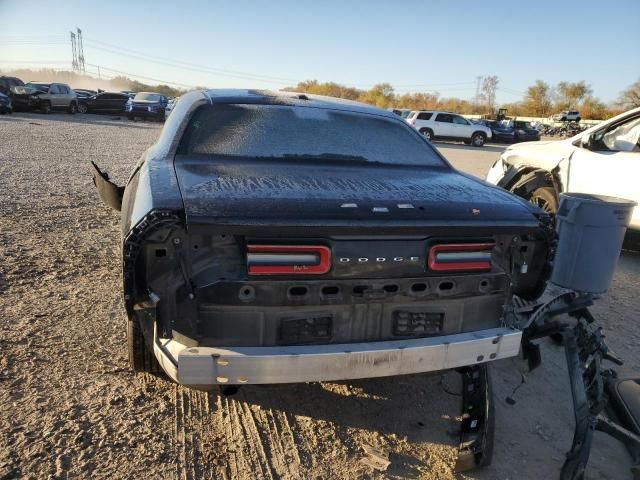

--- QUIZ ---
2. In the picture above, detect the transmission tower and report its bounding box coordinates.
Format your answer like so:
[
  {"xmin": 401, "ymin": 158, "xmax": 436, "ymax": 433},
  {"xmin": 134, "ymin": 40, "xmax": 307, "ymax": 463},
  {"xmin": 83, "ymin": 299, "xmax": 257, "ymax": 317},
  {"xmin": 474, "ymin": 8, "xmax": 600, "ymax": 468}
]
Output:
[
  {"xmin": 76, "ymin": 27, "xmax": 86, "ymax": 73},
  {"xmin": 70, "ymin": 31, "xmax": 78, "ymax": 72}
]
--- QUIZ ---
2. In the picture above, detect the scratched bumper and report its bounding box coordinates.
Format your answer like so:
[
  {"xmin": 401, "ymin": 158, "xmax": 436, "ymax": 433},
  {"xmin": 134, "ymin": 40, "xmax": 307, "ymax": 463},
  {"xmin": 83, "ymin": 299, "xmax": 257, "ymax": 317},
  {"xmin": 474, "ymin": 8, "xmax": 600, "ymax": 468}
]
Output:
[{"xmin": 154, "ymin": 327, "xmax": 522, "ymax": 385}]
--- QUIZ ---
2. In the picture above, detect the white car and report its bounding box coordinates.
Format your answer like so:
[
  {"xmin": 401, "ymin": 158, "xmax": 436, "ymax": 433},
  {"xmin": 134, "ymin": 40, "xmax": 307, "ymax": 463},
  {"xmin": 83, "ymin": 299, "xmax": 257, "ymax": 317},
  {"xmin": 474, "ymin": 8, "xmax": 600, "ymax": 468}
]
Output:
[
  {"xmin": 486, "ymin": 107, "xmax": 640, "ymax": 230},
  {"xmin": 552, "ymin": 110, "xmax": 581, "ymax": 122},
  {"xmin": 165, "ymin": 96, "xmax": 179, "ymax": 118},
  {"xmin": 406, "ymin": 110, "xmax": 492, "ymax": 147}
]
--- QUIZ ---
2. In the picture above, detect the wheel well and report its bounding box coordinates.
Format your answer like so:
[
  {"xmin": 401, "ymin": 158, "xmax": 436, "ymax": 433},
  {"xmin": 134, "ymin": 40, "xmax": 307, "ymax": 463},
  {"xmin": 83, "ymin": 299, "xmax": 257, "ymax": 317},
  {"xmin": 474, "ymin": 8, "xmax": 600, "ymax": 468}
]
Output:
[
  {"xmin": 419, "ymin": 127, "xmax": 433, "ymax": 134},
  {"xmin": 472, "ymin": 130, "xmax": 486, "ymax": 138},
  {"xmin": 508, "ymin": 168, "xmax": 559, "ymax": 200}
]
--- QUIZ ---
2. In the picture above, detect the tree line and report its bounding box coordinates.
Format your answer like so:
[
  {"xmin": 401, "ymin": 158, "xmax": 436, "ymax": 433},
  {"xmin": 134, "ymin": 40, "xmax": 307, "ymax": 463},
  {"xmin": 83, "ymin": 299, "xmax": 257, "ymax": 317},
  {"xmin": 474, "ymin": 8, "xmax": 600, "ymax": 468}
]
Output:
[
  {"xmin": 287, "ymin": 78, "xmax": 640, "ymax": 119},
  {"xmin": 3, "ymin": 68, "xmax": 639, "ymax": 120}
]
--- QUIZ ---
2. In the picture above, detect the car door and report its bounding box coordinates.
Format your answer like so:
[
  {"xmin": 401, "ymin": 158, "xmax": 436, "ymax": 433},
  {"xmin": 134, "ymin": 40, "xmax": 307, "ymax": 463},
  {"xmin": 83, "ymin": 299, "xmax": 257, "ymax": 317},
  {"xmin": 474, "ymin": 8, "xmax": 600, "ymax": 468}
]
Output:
[
  {"xmin": 111, "ymin": 93, "xmax": 129, "ymax": 112},
  {"xmin": 568, "ymin": 113, "xmax": 640, "ymax": 228},
  {"xmin": 48, "ymin": 84, "xmax": 62, "ymax": 107},
  {"xmin": 433, "ymin": 113, "xmax": 454, "ymax": 137},
  {"xmin": 101, "ymin": 93, "xmax": 119, "ymax": 112},
  {"xmin": 451, "ymin": 115, "xmax": 472, "ymax": 140}
]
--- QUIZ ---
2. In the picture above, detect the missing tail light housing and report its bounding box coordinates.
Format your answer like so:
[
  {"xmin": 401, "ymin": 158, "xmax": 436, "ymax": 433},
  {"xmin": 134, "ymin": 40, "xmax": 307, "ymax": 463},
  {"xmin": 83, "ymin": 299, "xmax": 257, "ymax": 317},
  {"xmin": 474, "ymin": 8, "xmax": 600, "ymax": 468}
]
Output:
[
  {"xmin": 428, "ymin": 243, "xmax": 495, "ymax": 272},
  {"xmin": 247, "ymin": 245, "xmax": 331, "ymax": 275}
]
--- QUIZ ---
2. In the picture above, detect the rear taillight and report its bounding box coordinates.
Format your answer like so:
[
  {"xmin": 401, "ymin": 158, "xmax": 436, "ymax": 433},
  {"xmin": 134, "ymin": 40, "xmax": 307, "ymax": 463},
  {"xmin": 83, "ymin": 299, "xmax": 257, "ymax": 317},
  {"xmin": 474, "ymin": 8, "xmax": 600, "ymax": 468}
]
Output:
[
  {"xmin": 428, "ymin": 243, "xmax": 495, "ymax": 272},
  {"xmin": 247, "ymin": 245, "xmax": 331, "ymax": 275}
]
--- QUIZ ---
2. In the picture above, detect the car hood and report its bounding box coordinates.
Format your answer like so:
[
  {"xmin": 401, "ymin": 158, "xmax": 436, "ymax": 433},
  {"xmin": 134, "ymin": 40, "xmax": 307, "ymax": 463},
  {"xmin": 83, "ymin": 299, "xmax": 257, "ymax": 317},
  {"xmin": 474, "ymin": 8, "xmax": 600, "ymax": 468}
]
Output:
[
  {"xmin": 174, "ymin": 155, "xmax": 541, "ymax": 227},
  {"xmin": 501, "ymin": 139, "xmax": 573, "ymax": 170},
  {"xmin": 12, "ymin": 86, "xmax": 46, "ymax": 95}
]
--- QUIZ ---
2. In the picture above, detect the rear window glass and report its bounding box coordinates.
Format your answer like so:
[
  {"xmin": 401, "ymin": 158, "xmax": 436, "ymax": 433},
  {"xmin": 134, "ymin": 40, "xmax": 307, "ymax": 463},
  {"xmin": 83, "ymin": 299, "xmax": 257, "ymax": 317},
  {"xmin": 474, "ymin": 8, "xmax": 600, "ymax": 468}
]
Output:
[
  {"xmin": 178, "ymin": 104, "xmax": 445, "ymax": 167},
  {"xmin": 417, "ymin": 112, "xmax": 432, "ymax": 120}
]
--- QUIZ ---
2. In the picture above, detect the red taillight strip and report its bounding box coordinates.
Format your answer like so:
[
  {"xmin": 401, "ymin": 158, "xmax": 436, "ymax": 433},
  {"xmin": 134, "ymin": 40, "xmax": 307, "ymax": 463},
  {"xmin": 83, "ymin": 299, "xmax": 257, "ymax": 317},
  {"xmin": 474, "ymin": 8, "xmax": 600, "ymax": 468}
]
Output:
[
  {"xmin": 428, "ymin": 243, "xmax": 495, "ymax": 272},
  {"xmin": 247, "ymin": 245, "xmax": 331, "ymax": 275}
]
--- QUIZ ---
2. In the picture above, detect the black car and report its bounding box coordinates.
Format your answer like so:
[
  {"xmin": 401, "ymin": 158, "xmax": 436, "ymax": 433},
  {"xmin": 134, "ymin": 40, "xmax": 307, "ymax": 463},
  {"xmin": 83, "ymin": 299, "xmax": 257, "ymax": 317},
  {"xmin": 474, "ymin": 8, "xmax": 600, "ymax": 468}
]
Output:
[
  {"xmin": 0, "ymin": 76, "xmax": 25, "ymax": 104},
  {"xmin": 125, "ymin": 91, "xmax": 168, "ymax": 120},
  {"xmin": 474, "ymin": 119, "xmax": 516, "ymax": 143},
  {"xmin": 0, "ymin": 92, "xmax": 12, "ymax": 114},
  {"xmin": 510, "ymin": 120, "xmax": 541, "ymax": 142},
  {"xmin": 74, "ymin": 89, "xmax": 97, "ymax": 99},
  {"xmin": 92, "ymin": 89, "xmax": 550, "ymax": 391},
  {"xmin": 78, "ymin": 92, "xmax": 130, "ymax": 114}
]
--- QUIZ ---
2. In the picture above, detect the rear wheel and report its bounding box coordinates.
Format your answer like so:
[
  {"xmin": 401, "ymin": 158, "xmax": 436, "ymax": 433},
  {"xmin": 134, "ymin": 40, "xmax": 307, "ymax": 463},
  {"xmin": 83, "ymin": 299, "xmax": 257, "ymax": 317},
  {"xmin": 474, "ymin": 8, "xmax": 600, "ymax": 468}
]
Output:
[
  {"xmin": 471, "ymin": 132, "xmax": 486, "ymax": 147},
  {"xmin": 528, "ymin": 186, "xmax": 558, "ymax": 214},
  {"xmin": 126, "ymin": 315, "xmax": 160, "ymax": 373},
  {"xmin": 419, "ymin": 128, "xmax": 434, "ymax": 142},
  {"xmin": 68, "ymin": 102, "xmax": 77, "ymax": 114},
  {"xmin": 40, "ymin": 101, "xmax": 51, "ymax": 114},
  {"xmin": 78, "ymin": 102, "xmax": 88, "ymax": 114}
]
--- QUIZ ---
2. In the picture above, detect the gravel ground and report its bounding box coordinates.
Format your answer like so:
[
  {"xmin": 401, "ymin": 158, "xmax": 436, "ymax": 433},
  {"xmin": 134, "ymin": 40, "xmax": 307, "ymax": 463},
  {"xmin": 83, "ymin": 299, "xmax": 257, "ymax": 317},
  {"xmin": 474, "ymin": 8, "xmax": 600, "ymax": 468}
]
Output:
[{"xmin": 0, "ymin": 112, "xmax": 637, "ymax": 479}]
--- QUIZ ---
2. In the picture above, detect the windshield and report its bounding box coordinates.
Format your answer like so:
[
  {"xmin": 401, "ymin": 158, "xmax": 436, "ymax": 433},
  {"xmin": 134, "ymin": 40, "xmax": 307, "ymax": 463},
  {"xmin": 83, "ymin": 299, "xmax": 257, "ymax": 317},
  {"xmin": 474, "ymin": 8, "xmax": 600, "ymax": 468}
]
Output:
[
  {"xmin": 178, "ymin": 104, "xmax": 445, "ymax": 167},
  {"xmin": 134, "ymin": 92, "xmax": 162, "ymax": 101},
  {"xmin": 25, "ymin": 83, "xmax": 49, "ymax": 92}
]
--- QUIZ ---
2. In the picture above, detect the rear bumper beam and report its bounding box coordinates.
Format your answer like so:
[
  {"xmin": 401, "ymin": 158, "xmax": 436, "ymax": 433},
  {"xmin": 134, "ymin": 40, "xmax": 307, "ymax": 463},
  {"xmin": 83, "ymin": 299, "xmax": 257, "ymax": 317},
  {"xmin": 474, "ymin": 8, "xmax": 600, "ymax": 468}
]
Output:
[{"xmin": 154, "ymin": 327, "xmax": 522, "ymax": 386}]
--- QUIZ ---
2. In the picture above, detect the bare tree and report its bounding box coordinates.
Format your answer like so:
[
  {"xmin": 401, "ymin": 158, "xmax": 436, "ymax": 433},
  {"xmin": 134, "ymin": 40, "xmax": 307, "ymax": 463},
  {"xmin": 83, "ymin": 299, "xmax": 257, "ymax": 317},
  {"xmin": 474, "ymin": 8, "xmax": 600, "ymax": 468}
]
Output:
[
  {"xmin": 480, "ymin": 76, "xmax": 499, "ymax": 113},
  {"xmin": 618, "ymin": 79, "xmax": 640, "ymax": 109}
]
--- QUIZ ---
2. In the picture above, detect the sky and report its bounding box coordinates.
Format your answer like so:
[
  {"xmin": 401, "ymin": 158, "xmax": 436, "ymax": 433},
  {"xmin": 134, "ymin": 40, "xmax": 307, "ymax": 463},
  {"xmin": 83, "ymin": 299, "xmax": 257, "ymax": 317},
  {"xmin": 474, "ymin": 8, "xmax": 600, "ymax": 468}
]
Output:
[{"xmin": 0, "ymin": 0, "xmax": 638, "ymax": 103}]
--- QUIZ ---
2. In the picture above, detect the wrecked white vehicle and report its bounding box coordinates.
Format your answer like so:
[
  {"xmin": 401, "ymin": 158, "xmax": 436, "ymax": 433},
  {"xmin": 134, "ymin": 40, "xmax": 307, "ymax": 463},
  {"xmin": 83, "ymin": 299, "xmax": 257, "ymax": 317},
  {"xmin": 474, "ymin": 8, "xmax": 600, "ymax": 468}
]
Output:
[{"xmin": 487, "ymin": 107, "xmax": 640, "ymax": 230}]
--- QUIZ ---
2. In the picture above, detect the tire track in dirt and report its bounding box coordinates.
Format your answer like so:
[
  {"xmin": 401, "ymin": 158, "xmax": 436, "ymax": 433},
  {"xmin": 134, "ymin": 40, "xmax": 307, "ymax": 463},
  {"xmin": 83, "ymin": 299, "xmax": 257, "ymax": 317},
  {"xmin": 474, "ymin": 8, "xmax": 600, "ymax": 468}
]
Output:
[{"xmin": 173, "ymin": 386, "xmax": 216, "ymax": 480}]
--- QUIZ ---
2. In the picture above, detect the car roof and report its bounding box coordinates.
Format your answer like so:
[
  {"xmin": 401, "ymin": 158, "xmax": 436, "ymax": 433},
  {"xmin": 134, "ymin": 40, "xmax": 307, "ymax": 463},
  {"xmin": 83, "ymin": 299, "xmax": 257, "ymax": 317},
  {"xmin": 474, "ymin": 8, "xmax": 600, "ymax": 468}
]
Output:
[{"xmin": 202, "ymin": 89, "xmax": 398, "ymax": 119}]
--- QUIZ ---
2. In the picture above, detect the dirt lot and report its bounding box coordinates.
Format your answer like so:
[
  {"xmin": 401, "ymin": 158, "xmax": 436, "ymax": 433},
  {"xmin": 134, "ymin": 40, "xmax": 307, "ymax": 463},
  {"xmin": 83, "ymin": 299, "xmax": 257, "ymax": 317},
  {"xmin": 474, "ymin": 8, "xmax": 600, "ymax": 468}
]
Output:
[{"xmin": 1, "ymin": 112, "xmax": 638, "ymax": 479}]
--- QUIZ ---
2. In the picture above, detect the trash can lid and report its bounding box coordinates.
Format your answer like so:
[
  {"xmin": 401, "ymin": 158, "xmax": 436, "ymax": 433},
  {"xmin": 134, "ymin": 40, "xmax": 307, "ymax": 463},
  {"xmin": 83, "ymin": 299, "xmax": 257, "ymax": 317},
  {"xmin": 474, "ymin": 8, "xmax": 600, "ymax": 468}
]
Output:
[{"xmin": 560, "ymin": 192, "xmax": 637, "ymax": 207}]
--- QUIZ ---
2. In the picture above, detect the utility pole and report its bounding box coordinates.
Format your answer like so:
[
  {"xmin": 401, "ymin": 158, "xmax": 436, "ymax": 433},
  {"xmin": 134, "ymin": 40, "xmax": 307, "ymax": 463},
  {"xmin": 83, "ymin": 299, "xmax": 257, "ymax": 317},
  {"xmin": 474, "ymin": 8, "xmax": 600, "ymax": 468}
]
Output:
[
  {"xmin": 70, "ymin": 31, "xmax": 78, "ymax": 72},
  {"xmin": 475, "ymin": 75, "xmax": 482, "ymax": 111},
  {"xmin": 76, "ymin": 27, "xmax": 85, "ymax": 74}
]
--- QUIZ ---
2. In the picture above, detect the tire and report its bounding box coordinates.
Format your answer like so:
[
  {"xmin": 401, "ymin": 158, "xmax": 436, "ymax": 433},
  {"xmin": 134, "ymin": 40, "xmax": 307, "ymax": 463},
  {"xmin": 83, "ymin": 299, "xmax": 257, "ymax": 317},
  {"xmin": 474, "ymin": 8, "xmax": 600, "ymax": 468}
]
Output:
[
  {"xmin": 419, "ymin": 128, "xmax": 434, "ymax": 142},
  {"xmin": 575, "ymin": 117, "xmax": 581, "ymax": 123},
  {"xmin": 126, "ymin": 314, "xmax": 160, "ymax": 373},
  {"xmin": 128, "ymin": 115, "xmax": 135, "ymax": 121},
  {"xmin": 68, "ymin": 102, "xmax": 77, "ymax": 114},
  {"xmin": 78, "ymin": 102, "xmax": 88, "ymax": 114},
  {"xmin": 528, "ymin": 186, "xmax": 558, "ymax": 214},
  {"xmin": 471, "ymin": 132, "xmax": 486, "ymax": 147},
  {"xmin": 40, "ymin": 101, "xmax": 51, "ymax": 114}
]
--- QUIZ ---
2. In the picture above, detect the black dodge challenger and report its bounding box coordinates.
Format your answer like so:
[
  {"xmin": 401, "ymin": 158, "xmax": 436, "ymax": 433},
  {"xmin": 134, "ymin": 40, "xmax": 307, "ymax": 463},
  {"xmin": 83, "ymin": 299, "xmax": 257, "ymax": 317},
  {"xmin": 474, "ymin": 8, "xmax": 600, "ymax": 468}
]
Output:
[{"xmin": 92, "ymin": 89, "xmax": 551, "ymax": 389}]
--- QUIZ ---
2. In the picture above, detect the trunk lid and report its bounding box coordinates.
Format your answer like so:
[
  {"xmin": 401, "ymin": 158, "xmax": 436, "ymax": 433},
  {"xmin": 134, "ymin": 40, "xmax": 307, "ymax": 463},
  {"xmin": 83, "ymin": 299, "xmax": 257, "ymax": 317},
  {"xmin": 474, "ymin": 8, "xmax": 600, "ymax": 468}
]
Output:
[{"xmin": 174, "ymin": 156, "xmax": 540, "ymax": 229}]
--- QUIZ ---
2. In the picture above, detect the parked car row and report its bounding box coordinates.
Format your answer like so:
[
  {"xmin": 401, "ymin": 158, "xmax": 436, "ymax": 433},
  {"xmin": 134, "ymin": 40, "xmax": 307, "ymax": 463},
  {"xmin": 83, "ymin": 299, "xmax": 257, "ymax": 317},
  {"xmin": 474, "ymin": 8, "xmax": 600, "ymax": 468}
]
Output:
[{"xmin": 0, "ymin": 75, "xmax": 170, "ymax": 120}]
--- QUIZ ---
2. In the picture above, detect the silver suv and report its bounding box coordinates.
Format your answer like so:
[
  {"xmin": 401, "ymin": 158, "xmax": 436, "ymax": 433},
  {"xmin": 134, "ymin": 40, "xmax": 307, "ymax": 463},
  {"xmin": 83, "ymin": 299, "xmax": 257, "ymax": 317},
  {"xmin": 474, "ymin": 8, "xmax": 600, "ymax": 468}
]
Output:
[{"xmin": 12, "ymin": 82, "xmax": 78, "ymax": 114}]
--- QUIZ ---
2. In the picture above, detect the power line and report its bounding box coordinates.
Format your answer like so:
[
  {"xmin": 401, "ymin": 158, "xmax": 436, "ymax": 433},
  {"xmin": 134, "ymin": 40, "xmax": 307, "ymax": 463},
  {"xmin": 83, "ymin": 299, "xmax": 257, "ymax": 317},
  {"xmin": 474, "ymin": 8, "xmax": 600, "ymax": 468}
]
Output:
[
  {"xmin": 85, "ymin": 63, "xmax": 196, "ymax": 88},
  {"xmin": 83, "ymin": 38, "xmax": 298, "ymax": 84}
]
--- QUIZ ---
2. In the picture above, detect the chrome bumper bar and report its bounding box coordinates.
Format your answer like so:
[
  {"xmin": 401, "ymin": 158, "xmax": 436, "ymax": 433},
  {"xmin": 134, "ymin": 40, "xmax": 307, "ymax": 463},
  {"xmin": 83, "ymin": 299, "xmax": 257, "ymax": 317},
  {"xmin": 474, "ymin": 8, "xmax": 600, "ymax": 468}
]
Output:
[{"xmin": 155, "ymin": 327, "xmax": 521, "ymax": 386}]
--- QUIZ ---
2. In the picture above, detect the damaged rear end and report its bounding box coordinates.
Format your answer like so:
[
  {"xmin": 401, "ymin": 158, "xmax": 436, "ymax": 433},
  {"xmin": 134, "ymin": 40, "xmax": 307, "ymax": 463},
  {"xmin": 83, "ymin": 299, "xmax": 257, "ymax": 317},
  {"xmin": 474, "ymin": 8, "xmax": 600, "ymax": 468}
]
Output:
[{"xmin": 95, "ymin": 92, "xmax": 553, "ymax": 388}]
